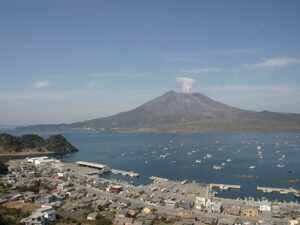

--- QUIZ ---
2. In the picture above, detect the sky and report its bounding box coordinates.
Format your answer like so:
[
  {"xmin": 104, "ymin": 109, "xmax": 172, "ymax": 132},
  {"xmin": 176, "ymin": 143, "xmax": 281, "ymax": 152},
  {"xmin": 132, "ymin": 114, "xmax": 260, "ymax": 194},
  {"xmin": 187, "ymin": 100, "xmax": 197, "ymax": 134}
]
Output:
[{"xmin": 1, "ymin": 0, "xmax": 300, "ymax": 126}]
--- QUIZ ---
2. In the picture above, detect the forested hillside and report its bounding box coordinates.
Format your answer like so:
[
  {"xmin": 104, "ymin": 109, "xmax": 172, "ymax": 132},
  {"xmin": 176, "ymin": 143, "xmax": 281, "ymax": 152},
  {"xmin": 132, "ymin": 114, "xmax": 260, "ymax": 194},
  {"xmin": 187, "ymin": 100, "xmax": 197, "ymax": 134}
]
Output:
[{"xmin": 0, "ymin": 133, "xmax": 78, "ymax": 154}]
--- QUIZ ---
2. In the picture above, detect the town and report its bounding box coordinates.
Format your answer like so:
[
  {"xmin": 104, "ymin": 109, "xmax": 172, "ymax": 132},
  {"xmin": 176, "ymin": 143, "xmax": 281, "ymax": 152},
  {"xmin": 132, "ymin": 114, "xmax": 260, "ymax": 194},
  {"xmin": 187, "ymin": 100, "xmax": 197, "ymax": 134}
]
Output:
[{"xmin": 0, "ymin": 156, "xmax": 299, "ymax": 225}]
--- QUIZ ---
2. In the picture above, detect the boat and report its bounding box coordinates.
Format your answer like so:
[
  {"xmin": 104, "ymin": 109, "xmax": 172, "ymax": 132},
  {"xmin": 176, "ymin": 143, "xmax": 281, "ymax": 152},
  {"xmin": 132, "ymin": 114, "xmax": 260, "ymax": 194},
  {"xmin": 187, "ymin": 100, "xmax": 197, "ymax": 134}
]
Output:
[
  {"xmin": 257, "ymin": 146, "xmax": 261, "ymax": 150},
  {"xmin": 235, "ymin": 175, "xmax": 254, "ymax": 178},
  {"xmin": 195, "ymin": 160, "xmax": 202, "ymax": 163},
  {"xmin": 207, "ymin": 154, "xmax": 212, "ymax": 158},
  {"xmin": 275, "ymin": 150, "xmax": 280, "ymax": 153},
  {"xmin": 280, "ymin": 190, "xmax": 289, "ymax": 194},
  {"xmin": 249, "ymin": 166, "xmax": 256, "ymax": 169},
  {"xmin": 145, "ymin": 161, "xmax": 149, "ymax": 164},
  {"xmin": 263, "ymin": 189, "xmax": 273, "ymax": 194},
  {"xmin": 221, "ymin": 163, "xmax": 226, "ymax": 166},
  {"xmin": 277, "ymin": 164, "xmax": 285, "ymax": 168},
  {"xmin": 283, "ymin": 179, "xmax": 299, "ymax": 183},
  {"xmin": 219, "ymin": 185, "xmax": 229, "ymax": 190},
  {"xmin": 294, "ymin": 192, "xmax": 300, "ymax": 198},
  {"xmin": 209, "ymin": 189, "xmax": 218, "ymax": 196},
  {"xmin": 213, "ymin": 165, "xmax": 223, "ymax": 170},
  {"xmin": 227, "ymin": 159, "xmax": 232, "ymax": 162}
]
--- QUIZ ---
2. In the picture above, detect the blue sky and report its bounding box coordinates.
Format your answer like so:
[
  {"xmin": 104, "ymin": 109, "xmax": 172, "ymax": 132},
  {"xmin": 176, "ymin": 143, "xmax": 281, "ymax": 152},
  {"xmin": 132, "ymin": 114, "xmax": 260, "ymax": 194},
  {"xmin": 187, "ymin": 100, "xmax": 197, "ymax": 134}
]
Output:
[{"xmin": 1, "ymin": 0, "xmax": 300, "ymax": 125}]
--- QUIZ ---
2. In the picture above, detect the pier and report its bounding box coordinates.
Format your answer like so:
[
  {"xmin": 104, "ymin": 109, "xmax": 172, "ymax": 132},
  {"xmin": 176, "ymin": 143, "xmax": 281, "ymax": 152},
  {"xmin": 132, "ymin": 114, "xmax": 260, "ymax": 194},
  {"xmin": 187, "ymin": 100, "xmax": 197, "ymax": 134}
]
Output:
[
  {"xmin": 210, "ymin": 183, "xmax": 241, "ymax": 190},
  {"xmin": 257, "ymin": 186, "xmax": 298, "ymax": 194},
  {"xmin": 111, "ymin": 169, "xmax": 139, "ymax": 177},
  {"xmin": 76, "ymin": 161, "xmax": 111, "ymax": 172},
  {"xmin": 149, "ymin": 176, "xmax": 169, "ymax": 182}
]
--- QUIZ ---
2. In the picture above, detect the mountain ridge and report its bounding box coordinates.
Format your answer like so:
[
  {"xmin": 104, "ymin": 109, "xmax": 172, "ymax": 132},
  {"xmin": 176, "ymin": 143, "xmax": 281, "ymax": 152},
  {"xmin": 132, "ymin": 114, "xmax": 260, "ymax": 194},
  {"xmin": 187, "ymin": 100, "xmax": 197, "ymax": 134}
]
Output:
[{"xmin": 16, "ymin": 91, "xmax": 300, "ymax": 133}]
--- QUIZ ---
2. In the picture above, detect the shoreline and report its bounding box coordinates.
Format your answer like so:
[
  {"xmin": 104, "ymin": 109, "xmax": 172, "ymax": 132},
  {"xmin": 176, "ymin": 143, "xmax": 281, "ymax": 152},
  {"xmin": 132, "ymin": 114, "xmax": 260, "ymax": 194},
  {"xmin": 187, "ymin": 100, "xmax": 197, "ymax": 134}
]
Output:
[{"xmin": 0, "ymin": 151, "xmax": 58, "ymax": 156}]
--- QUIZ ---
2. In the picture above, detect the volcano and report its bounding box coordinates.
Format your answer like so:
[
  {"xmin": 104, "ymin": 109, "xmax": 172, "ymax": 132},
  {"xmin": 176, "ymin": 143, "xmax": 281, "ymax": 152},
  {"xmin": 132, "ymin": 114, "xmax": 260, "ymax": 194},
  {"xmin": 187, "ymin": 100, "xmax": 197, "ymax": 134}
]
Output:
[{"xmin": 17, "ymin": 91, "xmax": 300, "ymax": 133}]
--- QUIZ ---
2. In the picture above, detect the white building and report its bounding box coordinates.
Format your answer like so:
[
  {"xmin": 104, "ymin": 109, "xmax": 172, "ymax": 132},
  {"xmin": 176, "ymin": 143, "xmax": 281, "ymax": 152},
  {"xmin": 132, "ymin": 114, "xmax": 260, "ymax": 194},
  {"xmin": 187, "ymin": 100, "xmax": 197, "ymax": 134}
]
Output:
[{"xmin": 258, "ymin": 201, "xmax": 271, "ymax": 211}]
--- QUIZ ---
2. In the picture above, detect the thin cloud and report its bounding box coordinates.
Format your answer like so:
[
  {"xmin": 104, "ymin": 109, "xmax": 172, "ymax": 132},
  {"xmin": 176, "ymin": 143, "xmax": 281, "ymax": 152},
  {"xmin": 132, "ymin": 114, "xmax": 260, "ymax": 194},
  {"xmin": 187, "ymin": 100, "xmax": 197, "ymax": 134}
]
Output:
[
  {"xmin": 181, "ymin": 67, "xmax": 221, "ymax": 74},
  {"xmin": 33, "ymin": 80, "xmax": 51, "ymax": 88},
  {"xmin": 245, "ymin": 57, "xmax": 300, "ymax": 69}
]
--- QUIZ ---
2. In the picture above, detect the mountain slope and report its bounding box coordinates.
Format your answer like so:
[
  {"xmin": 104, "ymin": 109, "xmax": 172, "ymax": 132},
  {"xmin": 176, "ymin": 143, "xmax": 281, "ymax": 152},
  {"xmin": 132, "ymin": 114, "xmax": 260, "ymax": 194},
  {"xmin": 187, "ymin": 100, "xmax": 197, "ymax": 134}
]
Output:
[{"xmin": 16, "ymin": 91, "xmax": 300, "ymax": 132}]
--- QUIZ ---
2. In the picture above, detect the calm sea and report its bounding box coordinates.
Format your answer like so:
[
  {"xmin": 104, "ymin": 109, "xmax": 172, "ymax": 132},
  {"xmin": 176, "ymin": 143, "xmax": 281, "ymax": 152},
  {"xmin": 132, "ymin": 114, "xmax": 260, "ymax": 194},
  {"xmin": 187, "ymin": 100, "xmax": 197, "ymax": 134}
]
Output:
[{"xmin": 1, "ymin": 129, "xmax": 299, "ymax": 202}]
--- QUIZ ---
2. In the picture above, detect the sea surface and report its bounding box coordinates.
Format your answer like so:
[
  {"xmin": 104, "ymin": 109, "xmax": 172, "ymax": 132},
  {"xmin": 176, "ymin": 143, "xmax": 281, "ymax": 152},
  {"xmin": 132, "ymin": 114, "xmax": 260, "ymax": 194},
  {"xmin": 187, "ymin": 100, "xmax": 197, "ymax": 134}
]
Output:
[{"xmin": 0, "ymin": 129, "xmax": 299, "ymax": 202}]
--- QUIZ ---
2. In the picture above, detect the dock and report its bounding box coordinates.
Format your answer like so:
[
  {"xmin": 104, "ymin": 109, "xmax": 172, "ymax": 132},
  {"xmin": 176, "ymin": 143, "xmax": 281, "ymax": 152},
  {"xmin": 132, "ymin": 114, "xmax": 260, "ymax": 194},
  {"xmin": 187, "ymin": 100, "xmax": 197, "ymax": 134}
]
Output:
[
  {"xmin": 210, "ymin": 183, "xmax": 241, "ymax": 190},
  {"xmin": 149, "ymin": 176, "xmax": 169, "ymax": 182},
  {"xmin": 257, "ymin": 186, "xmax": 298, "ymax": 194},
  {"xmin": 111, "ymin": 169, "xmax": 139, "ymax": 177}
]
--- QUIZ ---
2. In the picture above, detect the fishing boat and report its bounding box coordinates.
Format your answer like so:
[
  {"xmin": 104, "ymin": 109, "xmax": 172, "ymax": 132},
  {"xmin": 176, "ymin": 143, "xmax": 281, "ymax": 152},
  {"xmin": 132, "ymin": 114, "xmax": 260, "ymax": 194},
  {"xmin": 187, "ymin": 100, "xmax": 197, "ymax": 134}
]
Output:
[
  {"xmin": 277, "ymin": 164, "xmax": 285, "ymax": 168},
  {"xmin": 213, "ymin": 165, "xmax": 223, "ymax": 170}
]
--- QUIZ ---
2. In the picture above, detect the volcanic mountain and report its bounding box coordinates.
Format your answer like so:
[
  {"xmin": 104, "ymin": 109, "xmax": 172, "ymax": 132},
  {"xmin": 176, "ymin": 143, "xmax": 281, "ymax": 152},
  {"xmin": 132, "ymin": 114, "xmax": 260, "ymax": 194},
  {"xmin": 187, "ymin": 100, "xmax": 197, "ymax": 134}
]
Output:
[{"xmin": 17, "ymin": 91, "xmax": 300, "ymax": 133}]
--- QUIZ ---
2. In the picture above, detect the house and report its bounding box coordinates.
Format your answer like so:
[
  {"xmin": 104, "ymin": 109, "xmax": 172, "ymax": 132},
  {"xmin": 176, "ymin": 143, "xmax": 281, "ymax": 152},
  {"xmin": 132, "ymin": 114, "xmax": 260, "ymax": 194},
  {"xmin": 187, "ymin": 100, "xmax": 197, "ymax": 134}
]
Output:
[
  {"xmin": 201, "ymin": 216, "xmax": 218, "ymax": 225},
  {"xmin": 116, "ymin": 217, "xmax": 134, "ymax": 225},
  {"xmin": 218, "ymin": 217, "xmax": 235, "ymax": 225},
  {"xmin": 21, "ymin": 212, "xmax": 49, "ymax": 225},
  {"xmin": 128, "ymin": 204, "xmax": 143, "ymax": 216},
  {"xmin": 289, "ymin": 220, "xmax": 300, "ymax": 225},
  {"xmin": 259, "ymin": 201, "xmax": 271, "ymax": 212},
  {"xmin": 211, "ymin": 202, "xmax": 223, "ymax": 214},
  {"xmin": 133, "ymin": 221, "xmax": 144, "ymax": 225},
  {"xmin": 87, "ymin": 212, "xmax": 101, "ymax": 220},
  {"xmin": 41, "ymin": 194, "xmax": 57, "ymax": 204},
  {"xmin": 133, "ymin": 189, "xmax": 145, "ymax": 197},
  {"xmin": 243, "ymin": 208, "xmax": 259, "ymax": 219},
  {"xmin": 110, "ymin": 185, "xmax": 123, "ymax": 194},
  {"xmin": 224, "ymin": 206, "xmax": 240, "ymax": 216},
  {"xmin": 165, "ymin": 200, "xmax": 179, "ymax": 207},
  {"xmin": 179, "ymin": 202, "xmax": 194, "ymax": 210},
  {"xmin": 195, "ymin": 196, "xmax": 206, "ymax": 209},
  {"xmin": 142, "ymin": 205, "xmax": 156, "ymax": 214}
]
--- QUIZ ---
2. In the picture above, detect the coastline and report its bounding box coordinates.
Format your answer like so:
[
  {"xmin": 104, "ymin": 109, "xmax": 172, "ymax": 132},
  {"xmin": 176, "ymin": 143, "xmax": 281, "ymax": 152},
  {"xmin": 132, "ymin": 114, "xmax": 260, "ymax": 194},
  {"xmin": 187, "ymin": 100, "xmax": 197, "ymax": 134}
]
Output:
[{"xmin": 0, "ymin": 151, "xmax": 57, "ymax": 156}]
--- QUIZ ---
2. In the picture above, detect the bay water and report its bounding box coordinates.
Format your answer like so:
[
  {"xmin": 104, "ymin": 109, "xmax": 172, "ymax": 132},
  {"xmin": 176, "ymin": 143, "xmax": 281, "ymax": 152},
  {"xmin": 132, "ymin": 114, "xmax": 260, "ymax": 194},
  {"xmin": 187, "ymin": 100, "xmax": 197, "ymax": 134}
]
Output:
[{"xmin": 1, "ymin": 129, "xmax": 299, "ymax": 202}]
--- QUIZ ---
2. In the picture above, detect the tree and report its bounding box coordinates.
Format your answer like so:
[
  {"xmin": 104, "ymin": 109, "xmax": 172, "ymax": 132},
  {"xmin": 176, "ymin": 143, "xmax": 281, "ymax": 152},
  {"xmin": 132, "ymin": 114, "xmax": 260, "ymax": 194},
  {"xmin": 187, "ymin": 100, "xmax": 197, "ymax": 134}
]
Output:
[
  {"xmin": 0, "ymin": 161, "xmax": 8, "ymax": 175},
  {"xmin": 95, "ymin": 217, "xmax": 112, "ymax": 225}
]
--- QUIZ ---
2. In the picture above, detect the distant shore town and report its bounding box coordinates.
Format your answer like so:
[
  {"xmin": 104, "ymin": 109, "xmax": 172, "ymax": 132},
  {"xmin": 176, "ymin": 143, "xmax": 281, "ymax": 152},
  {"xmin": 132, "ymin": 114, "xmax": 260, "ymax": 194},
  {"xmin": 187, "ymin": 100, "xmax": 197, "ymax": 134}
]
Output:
[{"xmin": 0, "ymin": 156, "xmax": 299, "ymax": 225}]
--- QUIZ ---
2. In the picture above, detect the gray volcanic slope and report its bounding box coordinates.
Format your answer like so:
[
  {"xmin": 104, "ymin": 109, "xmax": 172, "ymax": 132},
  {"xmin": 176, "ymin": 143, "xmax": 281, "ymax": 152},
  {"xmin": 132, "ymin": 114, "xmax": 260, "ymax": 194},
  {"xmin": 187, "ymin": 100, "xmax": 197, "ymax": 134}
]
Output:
[{"xmin": 17, "ymin": 91, "xmax": 300, "ymax": 132}]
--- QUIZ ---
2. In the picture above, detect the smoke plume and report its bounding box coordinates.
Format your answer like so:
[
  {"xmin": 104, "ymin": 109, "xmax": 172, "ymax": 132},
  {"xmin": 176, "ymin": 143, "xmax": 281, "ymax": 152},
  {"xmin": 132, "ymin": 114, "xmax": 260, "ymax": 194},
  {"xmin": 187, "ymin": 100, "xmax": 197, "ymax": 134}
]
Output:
[{"xmin": 175, "ymin": 77, "xmax": 196, "ymax": 93}]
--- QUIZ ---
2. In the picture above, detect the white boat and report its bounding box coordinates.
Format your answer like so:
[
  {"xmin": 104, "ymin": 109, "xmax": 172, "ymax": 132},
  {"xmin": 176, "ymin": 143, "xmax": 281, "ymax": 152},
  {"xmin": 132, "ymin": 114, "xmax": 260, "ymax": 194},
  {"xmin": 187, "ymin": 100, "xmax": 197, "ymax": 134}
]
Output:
[
  {"xmin": 263, "ymin": 189, "xmax": 273, "ymax": 194},
  {"xmin": 207, "ymin": 154, "xmax": 212, "ymax": 158},
  {"xmin": 277, "ymin": 164, "xmax": 285, "ymax": 168},
  {"xmin": 145, "ymin": 161, "xmax": 149, "ymax": 164},
  {"xmin": 249, "ymin": 166, "xmax": 256, "ymax": 169},
  {"xmin": 195, "ymin": 160, "xmax": 202, "ymax": 163},
  {"xmin": 227, "ymin": 159, "xmax": 232, "ymax": 162},
  {"xmin": 221, "ymin": 163, "xmax": 226, "ymax": 166},
  {"xmin": 257, "ymin": 146, "xmax": 261, "ymax": 150},
  {"xmin": 219, "ymin": 185, "xmax": 229, "ymax": 190},
  {"xmin": 213, "ymin": 165, "xmax": 223, "ymax": 170},
  {"xmin": 280, "ymin": 190, "xmax": 289, "ymax": 194}
]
